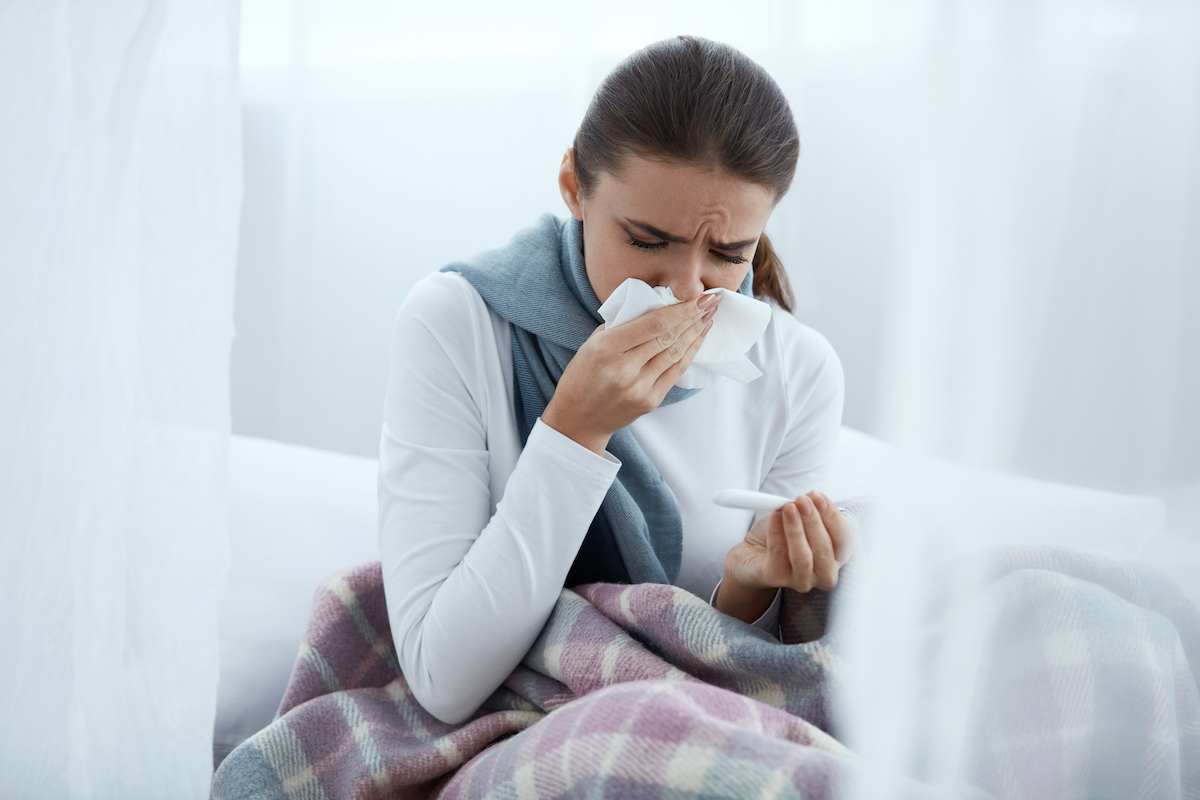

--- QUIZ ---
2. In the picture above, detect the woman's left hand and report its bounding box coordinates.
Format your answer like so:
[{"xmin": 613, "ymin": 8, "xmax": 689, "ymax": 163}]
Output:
[{"xmin": 714, "ymin": 491, "xmax": 853, "ymax": 624}]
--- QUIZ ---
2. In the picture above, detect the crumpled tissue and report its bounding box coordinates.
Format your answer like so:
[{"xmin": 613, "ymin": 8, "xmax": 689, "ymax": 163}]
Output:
[{"xmin": 597, "ymin": 278, "xmax": 773, "ymax": 389}]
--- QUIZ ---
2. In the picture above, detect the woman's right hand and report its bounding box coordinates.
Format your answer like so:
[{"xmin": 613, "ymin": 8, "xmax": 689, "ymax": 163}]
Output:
[{"xmin": 541, "ymin": 293, "xmax": 719, "ymax": 454}]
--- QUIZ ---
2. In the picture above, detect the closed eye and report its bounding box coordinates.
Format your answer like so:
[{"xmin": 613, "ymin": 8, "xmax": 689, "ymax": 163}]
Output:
[
  {"xmin": 627, "ymin": 236, "xmax": 749, "ymax": 266},
  {"xmin": 626, "ymin": 236, "xmax": 667, "ymax": 251}
]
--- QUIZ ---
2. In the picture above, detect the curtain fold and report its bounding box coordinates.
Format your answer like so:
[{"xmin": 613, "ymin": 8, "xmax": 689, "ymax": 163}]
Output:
[{"xmin": 0, "ymin": 1, "xmax": 242, "ymax": 797}]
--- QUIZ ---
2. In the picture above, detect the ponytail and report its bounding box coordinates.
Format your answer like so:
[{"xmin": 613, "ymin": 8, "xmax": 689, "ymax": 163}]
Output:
[{"xmin": 752, "ymin": 232, "xmax": 794, "ymax": 313}]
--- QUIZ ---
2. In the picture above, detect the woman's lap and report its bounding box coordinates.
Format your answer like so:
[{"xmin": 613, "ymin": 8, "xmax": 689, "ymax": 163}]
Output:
[{"xmin": 437, "ymin": 680, "xmax": 854, "ymax": 800}]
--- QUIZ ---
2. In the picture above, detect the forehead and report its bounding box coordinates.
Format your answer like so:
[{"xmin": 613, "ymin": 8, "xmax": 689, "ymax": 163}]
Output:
[{"xmin": 590, "ymin": 154, "xmax": 775, "ymax": 235}]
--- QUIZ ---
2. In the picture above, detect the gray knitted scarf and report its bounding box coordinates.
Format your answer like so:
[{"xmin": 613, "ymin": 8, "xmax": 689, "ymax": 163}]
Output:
[{"xmin": 443, "ymin": 213, "xmax": 754, "ymax": 586}]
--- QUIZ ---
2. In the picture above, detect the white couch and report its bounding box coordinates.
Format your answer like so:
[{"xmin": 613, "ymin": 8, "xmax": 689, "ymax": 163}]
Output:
[{"xmin": 214, "ymin": 427, "xmax": 1193, "ymax": 764}]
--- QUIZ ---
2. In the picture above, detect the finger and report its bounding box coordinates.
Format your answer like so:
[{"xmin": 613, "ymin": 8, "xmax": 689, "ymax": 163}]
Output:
[
  {"xmin": 782, "ymin": 501, "xmax": 814, "ymax": 592},
  {"xmin": 799, "ymin": 494, "xmax": 838, "ymax": 591},
  {"xmin": 624, "ymin": 296, "xmax": 718, "ymax": 368},
  {"xmin": 601, "ymin": 295, "xmax": 716, "ymax": 354},
  {"xmin": 765, "ymin": 510, "xmax": 791, "ymax": 586},
  {"xmin": 629, "ymin": 307, "xmax": 709, "ymax": 377},
  {"xmin": 649, "ymin": 316, "xmax": 711, "ymax": 396},
  {"xmin": 814, "ymin": 491, "xmax": 853, "ymax": 564}
]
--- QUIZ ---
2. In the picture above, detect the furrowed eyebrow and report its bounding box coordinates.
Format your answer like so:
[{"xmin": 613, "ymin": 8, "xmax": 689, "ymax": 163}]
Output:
[{"xmin": 625, "ymin": 219, "xmax": 756, "ymax": 251}]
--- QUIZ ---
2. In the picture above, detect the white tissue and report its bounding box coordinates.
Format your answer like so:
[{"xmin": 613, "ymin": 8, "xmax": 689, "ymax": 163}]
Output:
[{"xmin": 597, "ymin": 278, "xmax": 773, "ymax": 389}]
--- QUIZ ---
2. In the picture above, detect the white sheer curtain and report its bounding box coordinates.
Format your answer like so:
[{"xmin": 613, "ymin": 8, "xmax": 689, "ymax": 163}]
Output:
[
  {"xmin": 232, "ymin": 0, "xmax": 1199, "ymax": 500},
  {"xmin": 0, "ymin": 2, "xmax": 241, "ymax": 797}
]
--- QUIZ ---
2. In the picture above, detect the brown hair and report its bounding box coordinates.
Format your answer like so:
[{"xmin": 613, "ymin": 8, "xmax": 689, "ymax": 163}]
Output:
[{"xmin": 573, "ymin": 36, "xmax": 798, "ymax": 312}]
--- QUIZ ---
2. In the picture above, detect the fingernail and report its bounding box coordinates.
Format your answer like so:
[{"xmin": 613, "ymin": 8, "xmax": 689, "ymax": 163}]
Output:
[
  {"xmin": 813, "ymin": 493, "xmax": 827, "ymax": 512},
  {"xmin": 799, "ymin": 498, "xmax": 815, "ymax": 516},
  {"xmin": 703, "ymin": 319, "xmax": 713, "ymax": 334},
  {"xmin": 697, "ymin": 294, "xmax": 718, "ymax": 311},
  {"xmin": 702, "ymin": 305, "xmax": 717, "ymax": 322}
]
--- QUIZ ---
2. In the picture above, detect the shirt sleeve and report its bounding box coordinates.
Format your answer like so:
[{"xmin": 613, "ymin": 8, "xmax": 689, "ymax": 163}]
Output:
[
  {"xmin": 709, "ymin": 580, "xmax": 782, "ymax": 639},
  {"xmin": 377, "ymin": 276, "xmax": 620, "ymax": 724}
]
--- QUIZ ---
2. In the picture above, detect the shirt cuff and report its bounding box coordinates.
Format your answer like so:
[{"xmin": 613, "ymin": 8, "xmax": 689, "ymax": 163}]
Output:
[
  {"xmin": 530, "ymin": 417, "xmax": 622, "ymax": 476},
  {"xmin": 709, "ymin": 579, "xmax": 783, "ymax": 640}
]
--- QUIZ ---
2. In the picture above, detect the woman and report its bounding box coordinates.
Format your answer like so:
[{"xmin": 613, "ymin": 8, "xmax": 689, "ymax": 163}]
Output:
[{"xmin": 378, "ymin": 36, "xmax": 850, "ymax": 725}]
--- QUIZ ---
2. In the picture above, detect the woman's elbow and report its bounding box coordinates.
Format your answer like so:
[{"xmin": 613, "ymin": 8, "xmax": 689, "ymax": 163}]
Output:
[
  {"xmin": 405, "ymin": 671, "xmax": 483, "ymax": 725},
  {"xmin": 398, "ymin": 642, "xmax": 486, "ymax": 725}
]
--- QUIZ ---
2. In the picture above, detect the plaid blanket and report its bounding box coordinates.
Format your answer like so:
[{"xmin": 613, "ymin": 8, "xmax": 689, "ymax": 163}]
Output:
[{"xmin": 212, "ymin": 531, "xmax": 1200, "ymax": 799}]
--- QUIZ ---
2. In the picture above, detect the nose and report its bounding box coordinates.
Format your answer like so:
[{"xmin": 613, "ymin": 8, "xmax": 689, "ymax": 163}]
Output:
[{"xmin": 667, "ymin": 251, "xmax": 707, "ymax": 304}]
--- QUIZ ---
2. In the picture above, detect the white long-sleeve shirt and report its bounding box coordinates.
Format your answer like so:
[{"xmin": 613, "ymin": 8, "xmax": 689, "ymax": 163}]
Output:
[{"xmin": 378, "ymin": 270, "xmax": 844, "ymax": 724}]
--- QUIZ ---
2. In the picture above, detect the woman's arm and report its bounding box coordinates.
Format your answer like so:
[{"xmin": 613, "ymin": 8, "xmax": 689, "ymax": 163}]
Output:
[
  {"xmin": 715, "ymin": 316, "xmax": 848, "ymax": 624},
  {"xmin": 382, "ymin": 272, "xmax": 716, "ymax": 722},
  {"xmin": 378, "ymin": 276, "xmax": 621, "ymax": 724}
]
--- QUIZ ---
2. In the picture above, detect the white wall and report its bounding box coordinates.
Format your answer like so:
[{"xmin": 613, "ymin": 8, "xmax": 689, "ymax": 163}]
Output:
[{"xmin": 231, "ymin": 0, "xmax": 1200, "ymax": 495}]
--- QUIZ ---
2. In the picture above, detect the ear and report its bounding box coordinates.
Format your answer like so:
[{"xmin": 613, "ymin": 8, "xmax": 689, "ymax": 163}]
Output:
[{"xmin": 558, "ymin": 148, "xmax": 584, "ymax": 221}]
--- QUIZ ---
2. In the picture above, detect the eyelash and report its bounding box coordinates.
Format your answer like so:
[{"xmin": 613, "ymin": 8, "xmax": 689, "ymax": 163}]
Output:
[{"xmin": 625, "ymin": 237, "xmax": 748, "ymax": 265}]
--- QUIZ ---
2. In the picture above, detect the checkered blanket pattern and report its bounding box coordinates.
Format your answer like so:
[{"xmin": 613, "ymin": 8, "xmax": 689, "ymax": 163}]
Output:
[
  {"xmin": 919, "ymin": 545, "xmax": 1200, "ymax": 799},
  {"xmin": 211, "ymin": 538, "xmax": 1200, "ymax": 799}
]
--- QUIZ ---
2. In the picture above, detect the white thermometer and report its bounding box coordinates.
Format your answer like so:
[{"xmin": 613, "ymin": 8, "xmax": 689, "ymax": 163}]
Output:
[
  {"xmin": 712, "ymin": 489, "xmax": 849, "ymax": 516},
  {"xmin": 712, "ymin": 489, "xmax": 795, "ymax": 511}
]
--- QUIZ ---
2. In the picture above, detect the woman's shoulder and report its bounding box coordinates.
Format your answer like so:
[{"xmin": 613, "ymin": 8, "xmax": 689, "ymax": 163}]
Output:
[
  {"xmin": 396, "ymin": 270, "xmax": 495, "ymax": 339},
  {"xmin": 389, "ymin": 271, "xmax": 505, "ymax": 378},
  {"xmin": 756, "ymin": 299, "xmax": 842, "ymax": 379},
  {"xmin": 400, "ymin": 270, "xmax": 489, "ymax": 322},
  {"xmin": 752, "ymin": 300, "xmax": 845, "ymax": 429}
]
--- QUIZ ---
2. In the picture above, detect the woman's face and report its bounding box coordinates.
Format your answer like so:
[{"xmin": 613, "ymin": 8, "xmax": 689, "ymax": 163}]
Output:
[{"xmin": 558, "ymin": 150, "xmax": 776, "ymax": 305}]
